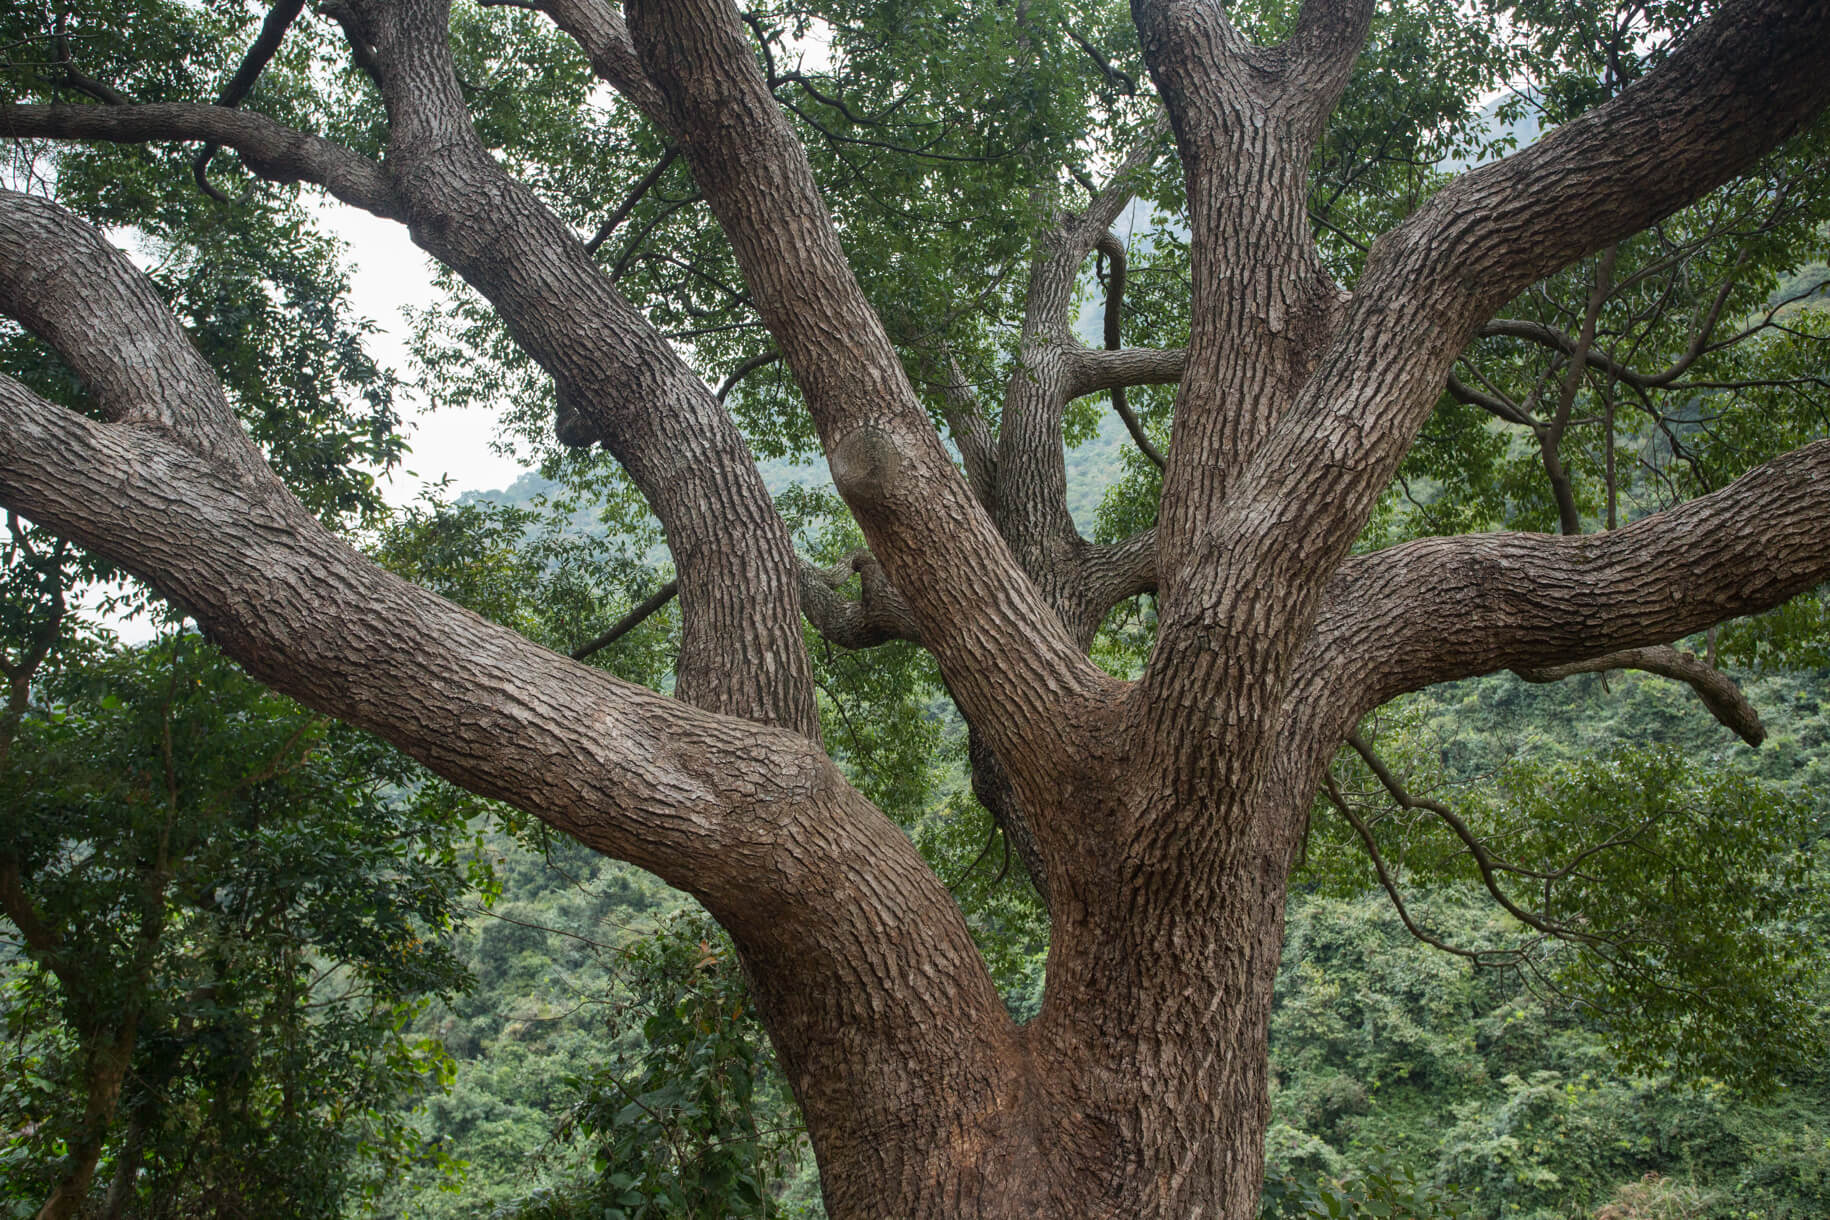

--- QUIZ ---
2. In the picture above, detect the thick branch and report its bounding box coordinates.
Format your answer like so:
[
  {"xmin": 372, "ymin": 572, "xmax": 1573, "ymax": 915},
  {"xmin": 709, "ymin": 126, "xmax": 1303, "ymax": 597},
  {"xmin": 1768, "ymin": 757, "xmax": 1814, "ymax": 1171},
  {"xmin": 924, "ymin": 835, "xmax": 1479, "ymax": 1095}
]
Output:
[
  {"xmin": 1147, "ymin": 0, "xmax": 1830, "ymax": 779},
  {"xmin": 1280, "ymin": 0, "xmax": 1376, "ymax": 136},
  {"xmin": 1062, "ymin": 345, "xmax": 1187, "ymax": 402},
  {"xmin": 0, "ymin": 183, "xmax": 1021, "ymax": 1191},
  {"xmin": 1395, "ymin": 0, "xmax": 1830, "ymax": 329},
  {"xmin": 1311, "ymin": 439, "xmax": 1830, "ymax": 715},
  {"xmin": 796, "ymin": 554, "xmax": 921, "ymax": 650},
  {"xmin": 518, "ymin": 0, "xmax": 671, "ymax": 128},
  {"xmin": 625, "ymin": 0, "xmax": 1114, "ymax": 797},
  {"xmin": 0, "ymin": 190, "xmax": 269, "ymax": 483},
  {"xmin": 326, "ymin": 0, "xmax": 816, "ymax": 737}
]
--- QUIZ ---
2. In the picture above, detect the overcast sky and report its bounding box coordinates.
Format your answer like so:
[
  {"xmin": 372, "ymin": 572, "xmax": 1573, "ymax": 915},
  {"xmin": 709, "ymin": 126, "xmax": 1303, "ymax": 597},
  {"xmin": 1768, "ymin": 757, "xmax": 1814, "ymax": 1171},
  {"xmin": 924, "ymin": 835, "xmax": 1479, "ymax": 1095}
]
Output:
[{"xmin": 323, "ymin": 202, "xmax": 530, "ymax": 504}]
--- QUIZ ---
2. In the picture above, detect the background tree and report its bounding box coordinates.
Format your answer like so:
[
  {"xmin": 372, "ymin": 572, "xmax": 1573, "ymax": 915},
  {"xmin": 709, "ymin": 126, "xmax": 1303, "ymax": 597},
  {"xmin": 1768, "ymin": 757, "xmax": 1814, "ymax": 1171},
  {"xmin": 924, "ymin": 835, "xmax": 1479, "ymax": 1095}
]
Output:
[
  {"xmin": 0, "ymin": 633, "xmax": 479, "ymax": 1220},
  {"xmin": 1, "ymin": 0, "xmax": 1829, "ymax": 1216}
]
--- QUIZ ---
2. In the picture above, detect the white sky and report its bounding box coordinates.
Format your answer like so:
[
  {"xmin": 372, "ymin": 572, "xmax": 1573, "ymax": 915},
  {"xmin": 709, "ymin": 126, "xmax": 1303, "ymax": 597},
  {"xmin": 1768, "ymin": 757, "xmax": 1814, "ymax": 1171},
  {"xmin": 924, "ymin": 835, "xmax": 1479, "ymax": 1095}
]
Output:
[{"xmin": 321, "ymin": 201, "xmax": 530, "ymax": 503}]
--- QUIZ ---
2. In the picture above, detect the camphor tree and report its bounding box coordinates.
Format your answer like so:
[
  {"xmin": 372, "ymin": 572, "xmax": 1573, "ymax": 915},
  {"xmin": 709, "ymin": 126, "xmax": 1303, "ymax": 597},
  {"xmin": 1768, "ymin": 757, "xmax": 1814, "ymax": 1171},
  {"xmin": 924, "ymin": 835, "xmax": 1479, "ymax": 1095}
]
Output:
[{"xmin": 2, "ymin": 0, "xmax": 1829, "ymax": 1215}]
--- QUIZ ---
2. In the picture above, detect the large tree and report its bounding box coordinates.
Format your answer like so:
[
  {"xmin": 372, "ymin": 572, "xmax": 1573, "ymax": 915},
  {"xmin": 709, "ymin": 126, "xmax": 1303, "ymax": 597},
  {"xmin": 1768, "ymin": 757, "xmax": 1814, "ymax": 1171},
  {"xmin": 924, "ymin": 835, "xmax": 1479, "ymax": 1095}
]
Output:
[{"xmin": 2, "ymin": 0, "xmax": 1829, "ymax": 1215}]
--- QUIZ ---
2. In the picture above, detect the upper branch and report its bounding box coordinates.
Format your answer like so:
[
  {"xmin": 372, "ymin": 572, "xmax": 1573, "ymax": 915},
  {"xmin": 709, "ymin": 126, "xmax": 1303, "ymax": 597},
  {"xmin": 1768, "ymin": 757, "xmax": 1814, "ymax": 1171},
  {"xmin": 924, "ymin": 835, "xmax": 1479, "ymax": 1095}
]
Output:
[
  {"xmin": 624, "ymin": 0, "xmax": 1115, "ymax": 788},
  {"xmin": 1279, "ymin": 0, "xmax": 1376, "ymax": 136},
  {"xmin": 0, "ymin": 189, "xmax": 270, "ymax": 484},
  {"xmin": 1152, "ymin": 0, "xmax": 1830, "ymax": 738},
  {"xmin": 520, "ymin": 0, "xmax": 672, "ymax": 129},
  {"xmin": 325, "ymin": 0, "xmax": 817, "ymax": 737},
  {"xmin": 1390, "ymin": 0, "xmax": 1830, "ymax": 326},
  {"xmin": 192, "ymin": 0, "xmax": 309, "ymax": 200}
]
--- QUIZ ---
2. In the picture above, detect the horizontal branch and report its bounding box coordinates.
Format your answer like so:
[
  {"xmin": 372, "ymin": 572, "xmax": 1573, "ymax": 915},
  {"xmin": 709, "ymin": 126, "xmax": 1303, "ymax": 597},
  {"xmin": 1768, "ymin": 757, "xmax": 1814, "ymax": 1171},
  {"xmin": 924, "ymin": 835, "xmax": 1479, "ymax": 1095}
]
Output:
[
  {"xmin": 1311, "ymin": 438, "xmax": 1830, "ymax": 714},
  {"xmin": 0, "ymin": 371, "xmax": 803, "ymax": 897},
  {"xmin": 1062, "ymin": 345, "xmax": 1187, "ymax": 401},
  {"xmin": 0, "ymin": 103, "xmax": 404, "ymax": 220}
]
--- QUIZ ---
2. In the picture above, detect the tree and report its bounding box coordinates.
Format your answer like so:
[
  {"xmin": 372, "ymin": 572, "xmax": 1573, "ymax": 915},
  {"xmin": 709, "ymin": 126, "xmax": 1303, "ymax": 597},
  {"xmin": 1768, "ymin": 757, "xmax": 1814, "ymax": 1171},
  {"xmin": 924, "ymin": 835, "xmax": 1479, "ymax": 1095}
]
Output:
[
  {"xmin": 1, "ymin": 0, "xmax": 1828, "ymax": 1215},
  {"xmin": 0, "ymin": 632, "xmax": 479, "ymax": 1220}
]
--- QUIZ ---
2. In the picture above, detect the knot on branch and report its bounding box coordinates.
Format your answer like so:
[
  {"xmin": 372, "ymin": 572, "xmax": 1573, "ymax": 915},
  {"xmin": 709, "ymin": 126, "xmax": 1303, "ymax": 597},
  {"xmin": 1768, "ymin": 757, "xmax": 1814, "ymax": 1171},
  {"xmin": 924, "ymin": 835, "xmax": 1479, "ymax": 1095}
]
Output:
[
  {"xmin": 553, "ymin": 386, "xmax": 600, "ymax": 449},
  {"xmin": 829, "ymin": 424, "xmax": 904, "ymax": 510}
]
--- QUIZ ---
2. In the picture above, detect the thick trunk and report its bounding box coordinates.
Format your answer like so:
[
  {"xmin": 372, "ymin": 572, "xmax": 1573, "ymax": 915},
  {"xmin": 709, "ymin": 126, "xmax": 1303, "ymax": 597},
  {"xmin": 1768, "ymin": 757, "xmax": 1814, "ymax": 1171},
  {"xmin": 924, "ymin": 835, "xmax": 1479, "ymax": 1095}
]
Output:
[{"xmin": 761, "ymin": 778, "xmax": 1298, "ymax": 1220}]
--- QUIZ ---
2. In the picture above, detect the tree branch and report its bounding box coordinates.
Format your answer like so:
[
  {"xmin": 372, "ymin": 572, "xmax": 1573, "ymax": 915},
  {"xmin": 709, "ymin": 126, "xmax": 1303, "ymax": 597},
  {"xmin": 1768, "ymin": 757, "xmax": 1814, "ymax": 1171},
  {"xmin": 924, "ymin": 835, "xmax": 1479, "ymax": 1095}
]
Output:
[
  {"xmin": 625, "ymin": 0, "xmax": 1116, "ymax": 798},
  {"xmin": 570, "ymin": 580, "xmax": 678, "ymax": 661},
  {"xmin": 1392, "ymin": 0, "xmax": 1830, "ymax": 330},
  {"xmin": 514, "ymin": 0, "xmax": 672, "ymax": 129},
  {"xmin": 0, "ymin": 219, "xmax": 1017, "ymax": 1138},
  {"xmin": 993, "ymin": 120, "xmax": 1167, "ymax": 578},
  {"xmin": 0, "ymin": 103, "xmax": 405, "ymax": 220},
  {"xmin": 1342, "ymin": 734, "xmax": 1603, "ymax": 947},
  {"xmin": 1312, "ymin": 439, "xmax": 1830, "ymax": 714},
  {"xmin": 713, "ymin": 348, "xmax": 779, "ymax": 403},
  {"xmin": 1515, "ymin": 645, "xmax": 1765, "ymax": 746},
  {"xmin": 583, "ymin": 143, "xmax": 679, "ymax": 254},
  {"xmin": 1062, "ymin": 345, "xmax": 1187, "ymax": 402},
  {"xmin": 796, "ymin": 554, "xmax": 921, "ymax": 650},
  {"xmin": 1280, "ymin": 0, "xmax": 1376, "ymax": 135},
  {"xmin": 1096, "ymin": 231, "xmax": 1165, "ymax": 472},
  {"xmin": 191, "ymin": 0, "xmax": 308, "ymax": 202},
  {"xmin": 325, "ymin": 0, "xmax": 817, "ymax": 738},
  {"xmin": 1147, "ymin": 0, "xmax": 1830, "ymax": 773},
  {"xmin": 922, "ymin": 347, "xmax": 998, "ymax": 509},
  {"xmin": 1320, "ymin": 774, "xmax": 1514, "ymax": 966}
]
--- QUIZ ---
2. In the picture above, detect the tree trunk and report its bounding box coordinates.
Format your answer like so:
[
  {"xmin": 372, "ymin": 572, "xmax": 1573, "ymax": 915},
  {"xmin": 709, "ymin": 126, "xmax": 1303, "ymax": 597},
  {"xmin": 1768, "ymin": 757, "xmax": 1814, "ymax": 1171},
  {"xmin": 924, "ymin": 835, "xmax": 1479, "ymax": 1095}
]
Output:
[
  {"xmin": 737, "ymin": 770, "xmax": 1298, "ymax": 1220},
  {"xmin": 5, "ymin": 3, "xmax": 1830, "ymax": 1219},
  {"xmin": 38, "ymin": 1023, "xmax": 137, "ymax": 1220},
  {"xmin": 99, "ymin": 1104, "xmax": 147, "ymax": 1220}
]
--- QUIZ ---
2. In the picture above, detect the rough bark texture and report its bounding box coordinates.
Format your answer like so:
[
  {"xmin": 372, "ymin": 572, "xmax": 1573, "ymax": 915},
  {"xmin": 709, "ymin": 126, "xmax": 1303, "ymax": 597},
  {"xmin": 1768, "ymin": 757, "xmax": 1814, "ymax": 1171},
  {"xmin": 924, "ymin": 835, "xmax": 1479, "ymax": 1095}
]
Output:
[{"xmin": 4, "ymin": 0, "xmax": 1830, "ymax": 1214}]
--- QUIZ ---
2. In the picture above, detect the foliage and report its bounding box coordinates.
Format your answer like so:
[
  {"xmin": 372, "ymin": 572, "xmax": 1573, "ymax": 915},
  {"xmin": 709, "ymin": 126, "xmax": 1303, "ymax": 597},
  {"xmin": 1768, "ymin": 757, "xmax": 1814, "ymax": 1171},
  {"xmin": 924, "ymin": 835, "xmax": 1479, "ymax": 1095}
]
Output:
[
  {"xmin": 548, "ymin": 911, "xmax": 803, "ymax": 1220},
  {"xmin": 0, "ymin": 638, "xmax": 480, "ymax": 1217}
]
